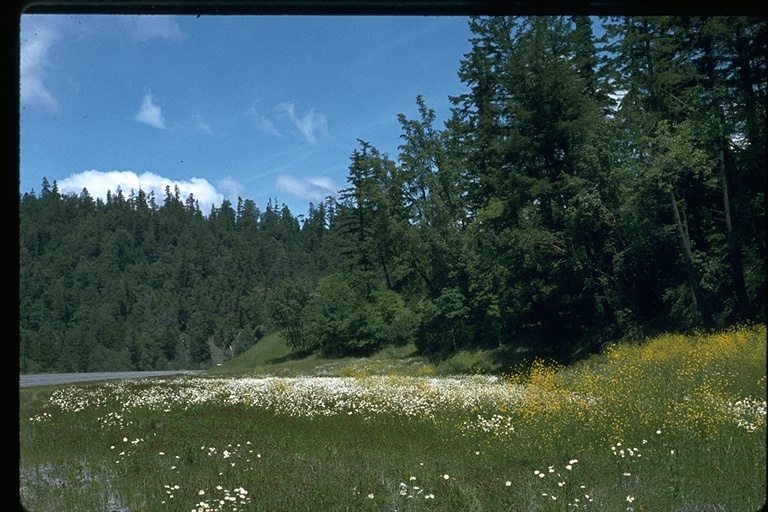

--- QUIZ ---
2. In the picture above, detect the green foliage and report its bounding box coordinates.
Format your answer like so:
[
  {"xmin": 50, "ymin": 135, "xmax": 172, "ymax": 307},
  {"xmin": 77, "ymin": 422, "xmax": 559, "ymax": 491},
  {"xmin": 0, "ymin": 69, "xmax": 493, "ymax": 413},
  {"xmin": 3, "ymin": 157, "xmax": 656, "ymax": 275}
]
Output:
[
  {"xmin": 416, "ymin": 287, "xmax": 471, "ymax": 357},
  {"xmin": 303, "ymin": 271, "xmax": 417, "ymax": 357},
  {"xmin": 19, "ymin": 181, "xmax": 333, "ymax": 372},
  {"xmin": 19, "ymin": 15, "xmax": 766, "ymax": 370},
  {"xmin": 265, "ymin": 277, "xmax": 310, "ymax": 352}
]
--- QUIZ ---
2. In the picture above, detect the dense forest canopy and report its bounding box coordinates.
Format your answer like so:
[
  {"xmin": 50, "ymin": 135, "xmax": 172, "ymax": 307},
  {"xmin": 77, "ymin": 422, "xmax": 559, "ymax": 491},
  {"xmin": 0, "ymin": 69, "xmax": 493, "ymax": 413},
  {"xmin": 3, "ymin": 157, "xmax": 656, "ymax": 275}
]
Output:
[{"xmin": 20, "ymin": 15, "xmax": 766, "ymax": 373}]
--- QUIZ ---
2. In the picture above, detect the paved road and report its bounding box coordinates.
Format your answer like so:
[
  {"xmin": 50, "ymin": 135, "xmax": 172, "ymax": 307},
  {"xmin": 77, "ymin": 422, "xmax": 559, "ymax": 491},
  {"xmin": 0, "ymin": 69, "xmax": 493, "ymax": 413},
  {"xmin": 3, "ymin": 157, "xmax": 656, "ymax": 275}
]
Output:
[{"xmin": 19, "ymin": 371, "xmax": 204, "ymax": 387}]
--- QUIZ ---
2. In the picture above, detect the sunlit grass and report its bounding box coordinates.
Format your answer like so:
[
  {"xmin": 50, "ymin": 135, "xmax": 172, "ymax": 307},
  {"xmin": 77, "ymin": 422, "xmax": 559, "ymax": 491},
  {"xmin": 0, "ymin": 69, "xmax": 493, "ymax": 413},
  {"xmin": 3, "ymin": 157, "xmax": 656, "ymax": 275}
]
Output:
[{"xmin": 20, "ymin": 325, "xmax": 766, "ymax": 511}]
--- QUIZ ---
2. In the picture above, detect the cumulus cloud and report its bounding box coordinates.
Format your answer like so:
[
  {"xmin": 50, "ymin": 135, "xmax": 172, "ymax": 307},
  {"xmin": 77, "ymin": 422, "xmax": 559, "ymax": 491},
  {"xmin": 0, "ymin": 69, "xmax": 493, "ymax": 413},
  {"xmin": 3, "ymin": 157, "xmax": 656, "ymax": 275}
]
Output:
[
  {"xmin": 135, "ymin": 93, "xmax": 169, "ymax": 130},
  {"xmin": 58, "ymin": 170, "xmax": 224, "ymax": 215},
  {"xmin": 123, "ymin": 16, "xmax": 184, "ymax": 41},
  {"xmin": 276, "ymin": 175, "xmax": 337, "ymax": 203},
  {"xmin": 20, "ymin": 18, "xmax": 61, "ymax": 114},
  {"xmin": 217, "ymin": 176, "xmax": 245, "ymax": 200},
  {"xmin": 276, "ymin": 102, "xmax": 329, "ymax": 145}
]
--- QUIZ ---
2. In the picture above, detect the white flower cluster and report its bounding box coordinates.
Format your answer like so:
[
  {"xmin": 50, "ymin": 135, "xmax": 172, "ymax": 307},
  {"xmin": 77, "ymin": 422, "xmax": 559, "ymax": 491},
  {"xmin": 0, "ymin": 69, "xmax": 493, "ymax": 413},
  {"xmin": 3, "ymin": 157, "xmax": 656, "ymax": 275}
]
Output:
[
  {"xmin": 29, "ymin": 411, "xmax": 53, "ymax": 422},
  {"xmin": 36, "ymin": 376, "xmax": 764, "ymax": 435},
  {"xmin": 461, "ymin": 413, "xmax": 515, "ymax": 436},
  {"xmin": 726, "ymin": 397, "xmax": 767, "ymax": 432},
  {"xmin": 48, "ymin": 385, "xmax": 113, "ymax": 412},
  {"xmin": 156, "ymin": 443, "xmax": 255, "ymax": 510},
  {"xmin": 394, "ymin": 475, "xmax": 436, "ymax": 500},
  {"xmin": 41, "ymin": 375, "xmax": 525, "ymax": 422},
  {"xmin": 611, "ymin": 442, "xmax": 642, "ymax": 460},
  {"xmin": 533, "ymin": 460, "xmax": 589, "ymax": 508},
  {"xmin": 97, "ymin": 411, "xmax": 131, "ymax": 429},
  {"xmin": 193, "ymin": 485, "xmax": 250, "ymax": 512}
]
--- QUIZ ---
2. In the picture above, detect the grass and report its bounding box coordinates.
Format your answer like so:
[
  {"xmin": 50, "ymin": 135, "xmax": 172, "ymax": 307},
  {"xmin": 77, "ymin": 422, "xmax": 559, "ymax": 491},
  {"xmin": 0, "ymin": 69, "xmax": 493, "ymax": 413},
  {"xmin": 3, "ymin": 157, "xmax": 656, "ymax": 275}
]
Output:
[
  {"xmin": 211, "ymin": 331, "xmax": 438, "ymax": 378},
  {"xmin": 211, "ymin": 331, "xmax": 518, "ymax": 378},
  {"xmin": 19, "ymin": 325, "xmax": 767, "ymax": 511}
]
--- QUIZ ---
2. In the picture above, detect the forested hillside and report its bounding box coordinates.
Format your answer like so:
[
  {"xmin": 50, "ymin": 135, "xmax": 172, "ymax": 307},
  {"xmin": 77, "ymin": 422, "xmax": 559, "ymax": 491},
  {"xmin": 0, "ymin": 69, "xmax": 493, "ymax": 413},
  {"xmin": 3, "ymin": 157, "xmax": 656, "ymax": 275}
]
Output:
[{"xmin": 20, "ymin": 16, "xmax": 766, "ymax": 373}]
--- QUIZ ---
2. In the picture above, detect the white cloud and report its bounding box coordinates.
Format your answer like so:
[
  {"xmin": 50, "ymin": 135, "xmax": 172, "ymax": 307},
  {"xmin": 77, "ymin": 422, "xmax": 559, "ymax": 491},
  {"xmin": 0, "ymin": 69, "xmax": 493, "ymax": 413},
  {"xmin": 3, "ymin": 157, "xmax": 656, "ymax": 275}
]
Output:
[
  {"xmin": 135, "ymin": 93, "xmax": 169, "ymax": 130},
  {"xmin": 276, "ymin": 102, "xmax": 329, "ymax": 145},
  {"xmin": 276, "ymin": 174, "xmax": 337, "ymax": 203},
  {"xmin": 58, "ymin": 170, "xmax": 224, "ymax": 215},
  {"xmin": 248, "ymin": 106, "xmax": 282, "ymax": 137},
  {"xmin": 248, "ymin": 102, "xmax": 329, "ymax": 144},
  {"xmin": 217, "ymin": 176, "xmax": 245, "ymax": 200},
  {"xmin": 20, "ymin": 18, "xmax": 61, "ymax": 114},
  {"xmin": 123, "ymin": 16, "xmax": 184, "ymax": 41},
  {"xmin": 192, "ymin": 113, "xmax": 211, "ymax": 133},
  {"xmin": 184, "ymin": 177, "xmax": 225, "ymax": 214}
]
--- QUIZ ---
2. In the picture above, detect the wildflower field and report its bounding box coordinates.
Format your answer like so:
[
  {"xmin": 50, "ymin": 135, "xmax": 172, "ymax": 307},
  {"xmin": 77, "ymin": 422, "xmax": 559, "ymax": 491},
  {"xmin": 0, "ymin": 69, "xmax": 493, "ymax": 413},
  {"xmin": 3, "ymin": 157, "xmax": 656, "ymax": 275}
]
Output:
[{"xmin": 20, "ymin": 325, "xmax": 766, "ymax": 511}]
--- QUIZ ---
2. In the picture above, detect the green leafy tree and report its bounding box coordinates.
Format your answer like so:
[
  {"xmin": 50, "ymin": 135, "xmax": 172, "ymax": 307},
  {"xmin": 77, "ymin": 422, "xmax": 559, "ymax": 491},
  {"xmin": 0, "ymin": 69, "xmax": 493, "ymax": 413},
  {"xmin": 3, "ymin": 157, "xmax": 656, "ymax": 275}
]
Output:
[
  {"xmin": 603, "ymin": 16, "xmax": 765, "ymax": 328},
  {"xmin": 334, "ymin": 141, "xmax": 399, "ymax": 283},
  {"xmin": 451, "ymin": 15, "xmax": 626, "ymax": 355},
  {"xmin": 266, "ymin": 277, "xmax": 311, "ymax": 352},
  {"xmin": 416, "ymin": 287, "xmax": 471, "ymax": 356},
  {"xmin": 303, "ymin": 271, "xmax": 415, "ymax": 356}
]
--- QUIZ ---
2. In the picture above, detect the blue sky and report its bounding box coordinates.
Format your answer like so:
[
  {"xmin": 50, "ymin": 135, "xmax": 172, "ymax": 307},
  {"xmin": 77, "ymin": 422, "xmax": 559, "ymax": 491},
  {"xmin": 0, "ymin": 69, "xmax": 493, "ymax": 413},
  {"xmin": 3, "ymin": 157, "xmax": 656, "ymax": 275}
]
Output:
[{"xmin": 20, "ymin": 14, "xmax": 475, "ymax": 216}]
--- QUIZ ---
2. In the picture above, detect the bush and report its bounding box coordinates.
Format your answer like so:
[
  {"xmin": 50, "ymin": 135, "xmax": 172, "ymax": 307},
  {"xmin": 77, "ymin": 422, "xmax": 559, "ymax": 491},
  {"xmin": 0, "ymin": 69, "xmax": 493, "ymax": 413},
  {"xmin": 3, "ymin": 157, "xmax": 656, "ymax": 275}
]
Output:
[{"xmin": 303, "ymin": 271, "xmax": 418, "ymax": 357}]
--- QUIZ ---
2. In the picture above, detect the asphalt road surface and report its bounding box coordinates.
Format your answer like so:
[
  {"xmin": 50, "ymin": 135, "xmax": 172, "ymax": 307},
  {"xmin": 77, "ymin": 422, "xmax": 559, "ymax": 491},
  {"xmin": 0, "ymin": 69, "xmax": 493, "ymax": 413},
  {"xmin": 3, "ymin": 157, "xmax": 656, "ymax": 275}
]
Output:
[{"xmin": 19, "ymin": 371, "xmax": 204, "ymax": 387}]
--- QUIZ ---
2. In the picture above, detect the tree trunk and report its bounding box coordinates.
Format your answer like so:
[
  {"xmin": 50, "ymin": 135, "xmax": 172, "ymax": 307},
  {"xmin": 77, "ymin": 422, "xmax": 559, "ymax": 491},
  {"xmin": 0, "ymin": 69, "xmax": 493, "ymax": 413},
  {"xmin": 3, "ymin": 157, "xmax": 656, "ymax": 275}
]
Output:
[
  {"xmin": 669, "ymin": 188, "xmax": 715, "ymax": 328},
  {"xmin": 719, "ymin": 147, "xmax": 750, "ymax": 319}
]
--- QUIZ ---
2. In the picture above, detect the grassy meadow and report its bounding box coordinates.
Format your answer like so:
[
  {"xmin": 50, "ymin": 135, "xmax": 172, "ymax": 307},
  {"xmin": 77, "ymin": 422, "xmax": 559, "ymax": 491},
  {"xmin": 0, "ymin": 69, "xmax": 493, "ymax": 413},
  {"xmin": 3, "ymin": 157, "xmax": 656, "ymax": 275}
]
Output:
[{"xmin": 19, "ymin": 325, "xmax": 766, "ymax": 511}]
